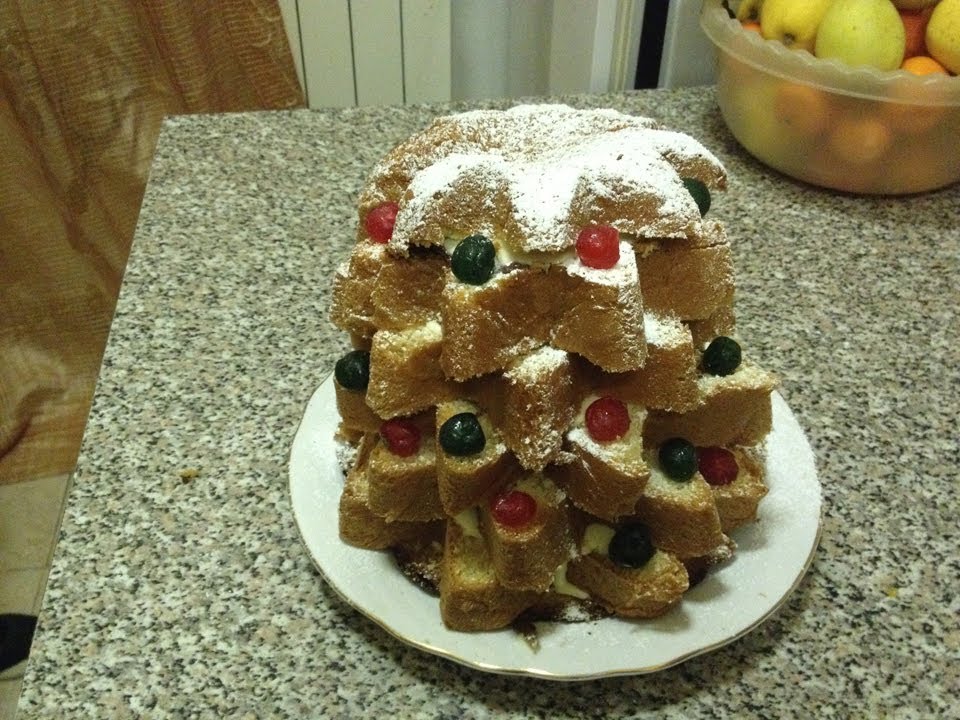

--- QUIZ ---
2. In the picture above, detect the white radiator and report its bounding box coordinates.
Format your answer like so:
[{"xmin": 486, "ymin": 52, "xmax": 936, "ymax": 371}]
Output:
[{"xmin": 279, "ymin": 0, "xmax": 711, "ymax": 109}]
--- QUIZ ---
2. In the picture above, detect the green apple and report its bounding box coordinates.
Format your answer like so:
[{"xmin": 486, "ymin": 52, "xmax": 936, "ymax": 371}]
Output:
[
  {"xmin": 927, "ymin": 0, "xmax": 960, "ymax": 73},
  {"xmin": 814, "ymin": 0, "xmax": 907, "ymax": 70},
  {"xmin": 760, "ymin": 0, "xmax": 834, "ymax": 51}
]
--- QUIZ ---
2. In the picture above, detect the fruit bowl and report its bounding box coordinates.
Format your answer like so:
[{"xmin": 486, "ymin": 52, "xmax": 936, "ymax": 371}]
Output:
[{"xmin": 700, "ymin": 0, "xmax": 960, "ymax": 194}]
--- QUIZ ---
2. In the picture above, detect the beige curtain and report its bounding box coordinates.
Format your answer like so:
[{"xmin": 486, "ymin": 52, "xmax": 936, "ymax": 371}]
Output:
[{"xmin": 0, "ymin": 0, "xmax": 304, "ymax": 484}]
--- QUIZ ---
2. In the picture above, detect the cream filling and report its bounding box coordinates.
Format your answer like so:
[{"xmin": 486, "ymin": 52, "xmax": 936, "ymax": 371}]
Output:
[
  {"xmin": 453, "ymin": 508, "xmax": 481, "ymax": 538},
  {"xmin": 552, "ymin": 562, "xmax": 589, "ymax": 599},
  {"xmin": 581, "ymin": 523, "xmax": 615, "ymax": 556},
  {"xmin": 443, "ymin": 233, "xmax": 641, "ymax": 275}
]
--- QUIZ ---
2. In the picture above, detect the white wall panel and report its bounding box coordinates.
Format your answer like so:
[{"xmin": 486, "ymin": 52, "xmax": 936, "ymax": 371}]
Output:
[
  {"xmin": 506, "ymin": 0, "xmax": 551, "ymax": 98},
  {"xmin": 401, "ymin": 0, "xmax": 452, "ymax": 103},
  {"xmin": 659, "ymin": 0, "xmax": 716, "ymax": 88},
  {"xmin": 548, "ymin": 0, "xmax": 619, "ymax": 95},
  {"xmin": 610, "ymin": 0, "xmax": 645, "ymax": 91},
  {"xmin": 451, "ymin": 0, "xmax": 511, "ymax": 100},
  {"xmin": 290, "ymin": 0, "xmax": 648, "ymax": 108},
  {"xmin": 351, "ymin": 0, "xmax": 405, "ymax": 106},
  {"xmin": 298, "ymin": 0, "xmax": 356, "ymax": 107}
]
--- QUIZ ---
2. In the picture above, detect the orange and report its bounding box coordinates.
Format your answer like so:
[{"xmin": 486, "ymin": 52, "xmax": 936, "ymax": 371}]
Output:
[
  {"xmin": 773, "ymin": 82, "xmax": 832, "ymax": 138},
  {"xmin": 828, "ymin": 114, "xmax": 893, "ymax": 166},
  {"xmin": 900, "ymin": 55, "xmax": 949, "ymax": 75},
  {"xmin": 882, "ymin": 80, "xmax": 948, "ymax": 134},
  {"xmin": 741, "ymin": 21, "xmax": 762, "ymax": 33}
]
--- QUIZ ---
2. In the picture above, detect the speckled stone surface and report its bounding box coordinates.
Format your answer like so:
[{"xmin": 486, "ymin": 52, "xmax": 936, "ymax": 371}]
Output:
[{"xmin": 19, "ymin": 87, "xmax": 959, "ymax": 718}]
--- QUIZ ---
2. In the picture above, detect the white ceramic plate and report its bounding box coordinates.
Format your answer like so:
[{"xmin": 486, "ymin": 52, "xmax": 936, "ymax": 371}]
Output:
[{"xmin": 290, "ymin": 375, "xmax": 822, "ymax": 680}]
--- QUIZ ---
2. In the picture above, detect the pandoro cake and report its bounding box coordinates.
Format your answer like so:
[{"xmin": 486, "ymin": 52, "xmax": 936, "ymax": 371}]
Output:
[{"xmin": 329, "ymin": 104, "xmax": 776, "ymax": 632}]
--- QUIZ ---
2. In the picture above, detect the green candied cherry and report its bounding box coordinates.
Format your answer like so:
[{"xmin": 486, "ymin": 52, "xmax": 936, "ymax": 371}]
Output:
[
  {"xmin": 682, "ymin": 177, "xmax": 711, "ymax": 217},
  {"xmin": 702, "ymin": 336, "xmax": 742, "ymax": 376},
  {"xmin": 438, "ymin": 412, "xmax": 486, "ymax": 456},
  {"xmin": 451, "ymin": 234, "xmax": 495, "ymax": 285},
  {"xmin": 334, "ymin": 349, "xmax": 370, "ymax": 391},
  {"xmin": 608, "ymin": 522, "xmax": 655, "ymax": 569},
  {"xmin": 659, "ymin": 438, "xmax": 697, "ymax": 481}
]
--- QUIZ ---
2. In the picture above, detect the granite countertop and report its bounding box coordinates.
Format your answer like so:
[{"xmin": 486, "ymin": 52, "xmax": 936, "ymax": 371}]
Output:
[{"xmin": 20, "ymin": 87, "xmax": 958, "ymax": 718}]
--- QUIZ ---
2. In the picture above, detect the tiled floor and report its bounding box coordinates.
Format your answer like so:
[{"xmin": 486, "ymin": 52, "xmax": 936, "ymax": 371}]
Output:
[{"xmin": 0, "ymin": 474, "xmax": 71, "ymax": 720}]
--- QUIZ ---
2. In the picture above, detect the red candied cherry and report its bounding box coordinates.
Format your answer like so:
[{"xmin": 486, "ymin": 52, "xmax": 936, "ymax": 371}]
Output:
[
  {"xmin": 379, "ymin": 418, "xmax": 421, "ymax": 457},
  {"xmin": 490, "ymin": 490, "xmax": 537, "ymax": 528},
  {"xmin": 698, "ymin": 446, "xmax": 739, "ymax": 486},
  {"xmin": 576, "ymin": 224, "xmax": 620, "ymax": 269},
  {"xmin": 364, "ymin": 201, "xmax": 399, "ymax": 243},
  {"xmin": 585, "ymin": 396, "xmax": 630, "ymax": 442}
]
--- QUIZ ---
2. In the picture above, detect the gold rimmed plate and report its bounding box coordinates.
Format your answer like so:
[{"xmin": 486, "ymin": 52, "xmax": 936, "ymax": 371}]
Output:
[{"xmin": 289, "ymin": 375, "xmax": 822, "ymax": 680}]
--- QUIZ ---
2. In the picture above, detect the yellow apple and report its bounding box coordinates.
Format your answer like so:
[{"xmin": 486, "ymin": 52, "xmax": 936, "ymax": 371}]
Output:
[
  {"xmin": 814, "ymin": 0, "xmax": 907, "ymax": 70},
  {"xmin": 760, "ymin": 0, "xmax": 834, "ymax": 51},
  {"xmin": 927, "ymin": 0, "xmax": 960, "ymax": 73}
]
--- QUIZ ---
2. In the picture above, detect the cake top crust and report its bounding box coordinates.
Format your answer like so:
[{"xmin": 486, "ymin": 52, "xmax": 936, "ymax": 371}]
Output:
[{"xmin": 357, "ymin": 104, "xmax": 727, "ymax": 255}]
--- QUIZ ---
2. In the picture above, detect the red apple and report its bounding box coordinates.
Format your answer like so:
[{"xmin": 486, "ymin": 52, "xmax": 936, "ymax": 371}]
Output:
[{"xmin": 900, "ymin": 8, "xmax": 933, "ymax": 58}]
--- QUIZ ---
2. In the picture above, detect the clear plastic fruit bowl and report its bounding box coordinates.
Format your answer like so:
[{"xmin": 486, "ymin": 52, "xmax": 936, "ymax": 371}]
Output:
[{"xmin": 700, "ymin": 0, "xmax": 960, "ymax": 195}]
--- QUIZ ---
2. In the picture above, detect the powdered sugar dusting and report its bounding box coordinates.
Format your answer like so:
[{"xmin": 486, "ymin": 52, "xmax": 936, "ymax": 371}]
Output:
[
  {"xmin": 699, "ymin": 363, "xmax": 777, "ymax": 396},
  {"xmin": 506, "ymin": 345, "xmax": 569, "ymax": 383},
  {"xmin": 334, "ymin": 437, "xmax": 359, "ymax": 474},
  {"xmin": 647, "ymin": 129, "xmax": 725, "ymax": 179},
  {"xmin": 643, "ymin": 314, "xmax": 688, "ymax": 348},
  {"xmin": 562, "ymin": 241, "xmax": 637, "ymax": 287},
  {"xmin": 375, "ymin": 104, "xmax": 725, "ymax": 254}
]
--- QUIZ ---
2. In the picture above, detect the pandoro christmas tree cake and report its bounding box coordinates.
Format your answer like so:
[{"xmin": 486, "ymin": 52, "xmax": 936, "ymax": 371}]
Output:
[{"xmin": 328, "ymin": 104, "xmax": 777, "ymax": 631}]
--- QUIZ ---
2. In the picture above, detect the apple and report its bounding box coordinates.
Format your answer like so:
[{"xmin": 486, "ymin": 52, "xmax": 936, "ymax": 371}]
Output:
[
  {"xmin": 927, "ymin": 0, "xmax": 960, "ymax": 73},
  {"xmin": 900, "ymin": 8, "xmax": 933, "ymax": 58},
  {"xmin": 815, "ymin": 0, "xmax": 907, "ymax": 71},
  {"xmin": 760, "ymin": 0, "xmax": 834, "ymax": 52}
]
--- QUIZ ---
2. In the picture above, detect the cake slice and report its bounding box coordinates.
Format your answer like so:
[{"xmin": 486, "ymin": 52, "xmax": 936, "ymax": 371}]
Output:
[
  {"xmin": 330, "ymin": 243, "xmax": 385, "ymax": 338},
  {"xmin": 634, "ymin": 222, "xmax": 734, "ymax": 321},
  {"xmin": 439, "ymin": 521, "xmax": 541, "ymax": 631},
  {"xmin": 370, "ymin": 248, "xmax": 448, "ymax": 330},
  {"xmin": 339, "ymin": 460, "xmax": 440, "ymax": 550},
  {"xmin": 439, "ymin": 266, "xmax": 565, "ymax": 380},
  {"xmin": 334, "ymin": 377, "xmax": 383, "ymax": 434},
  {"xmin": 632, "ymin": 445, "xmax": 726, "ymax": 558},
  {"xmin": 643, "ymin": 362, "xmax": 777, "ymax": 448},
  {"xmin": 567, "ymin": 552, "xmax": 689, "ymax": 618},
  {"xmin": 367, "ymin": 428, "xmax": 444, "ymax": 522},
  {"xmin": 557, "ymin": 395, "xmax": 649, "ymax": 521},
  {"xmin": 702, "ymin": 445, "xmax": 769, "ymax": 532},
  {"xmin": 598, "ymin": 314, "xmax": 699, "ymax": 413},
  {"xmin": 435, "ymin": 400, "xmax": 516, "ymax": 516},
  {"xmin": 551, "ymin": 244, "xmax": 646, "ymax": 373},
  {"xmin": 366, "ymin": 321, "xmax": 457, "ymax": 418},
  {"xmin": 498, "ymin": 346, "xmax": 577, "ymax": 471},
  {"xmin": 479, "ymin": 473, "xmax": 574, "ymax": 592}
]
